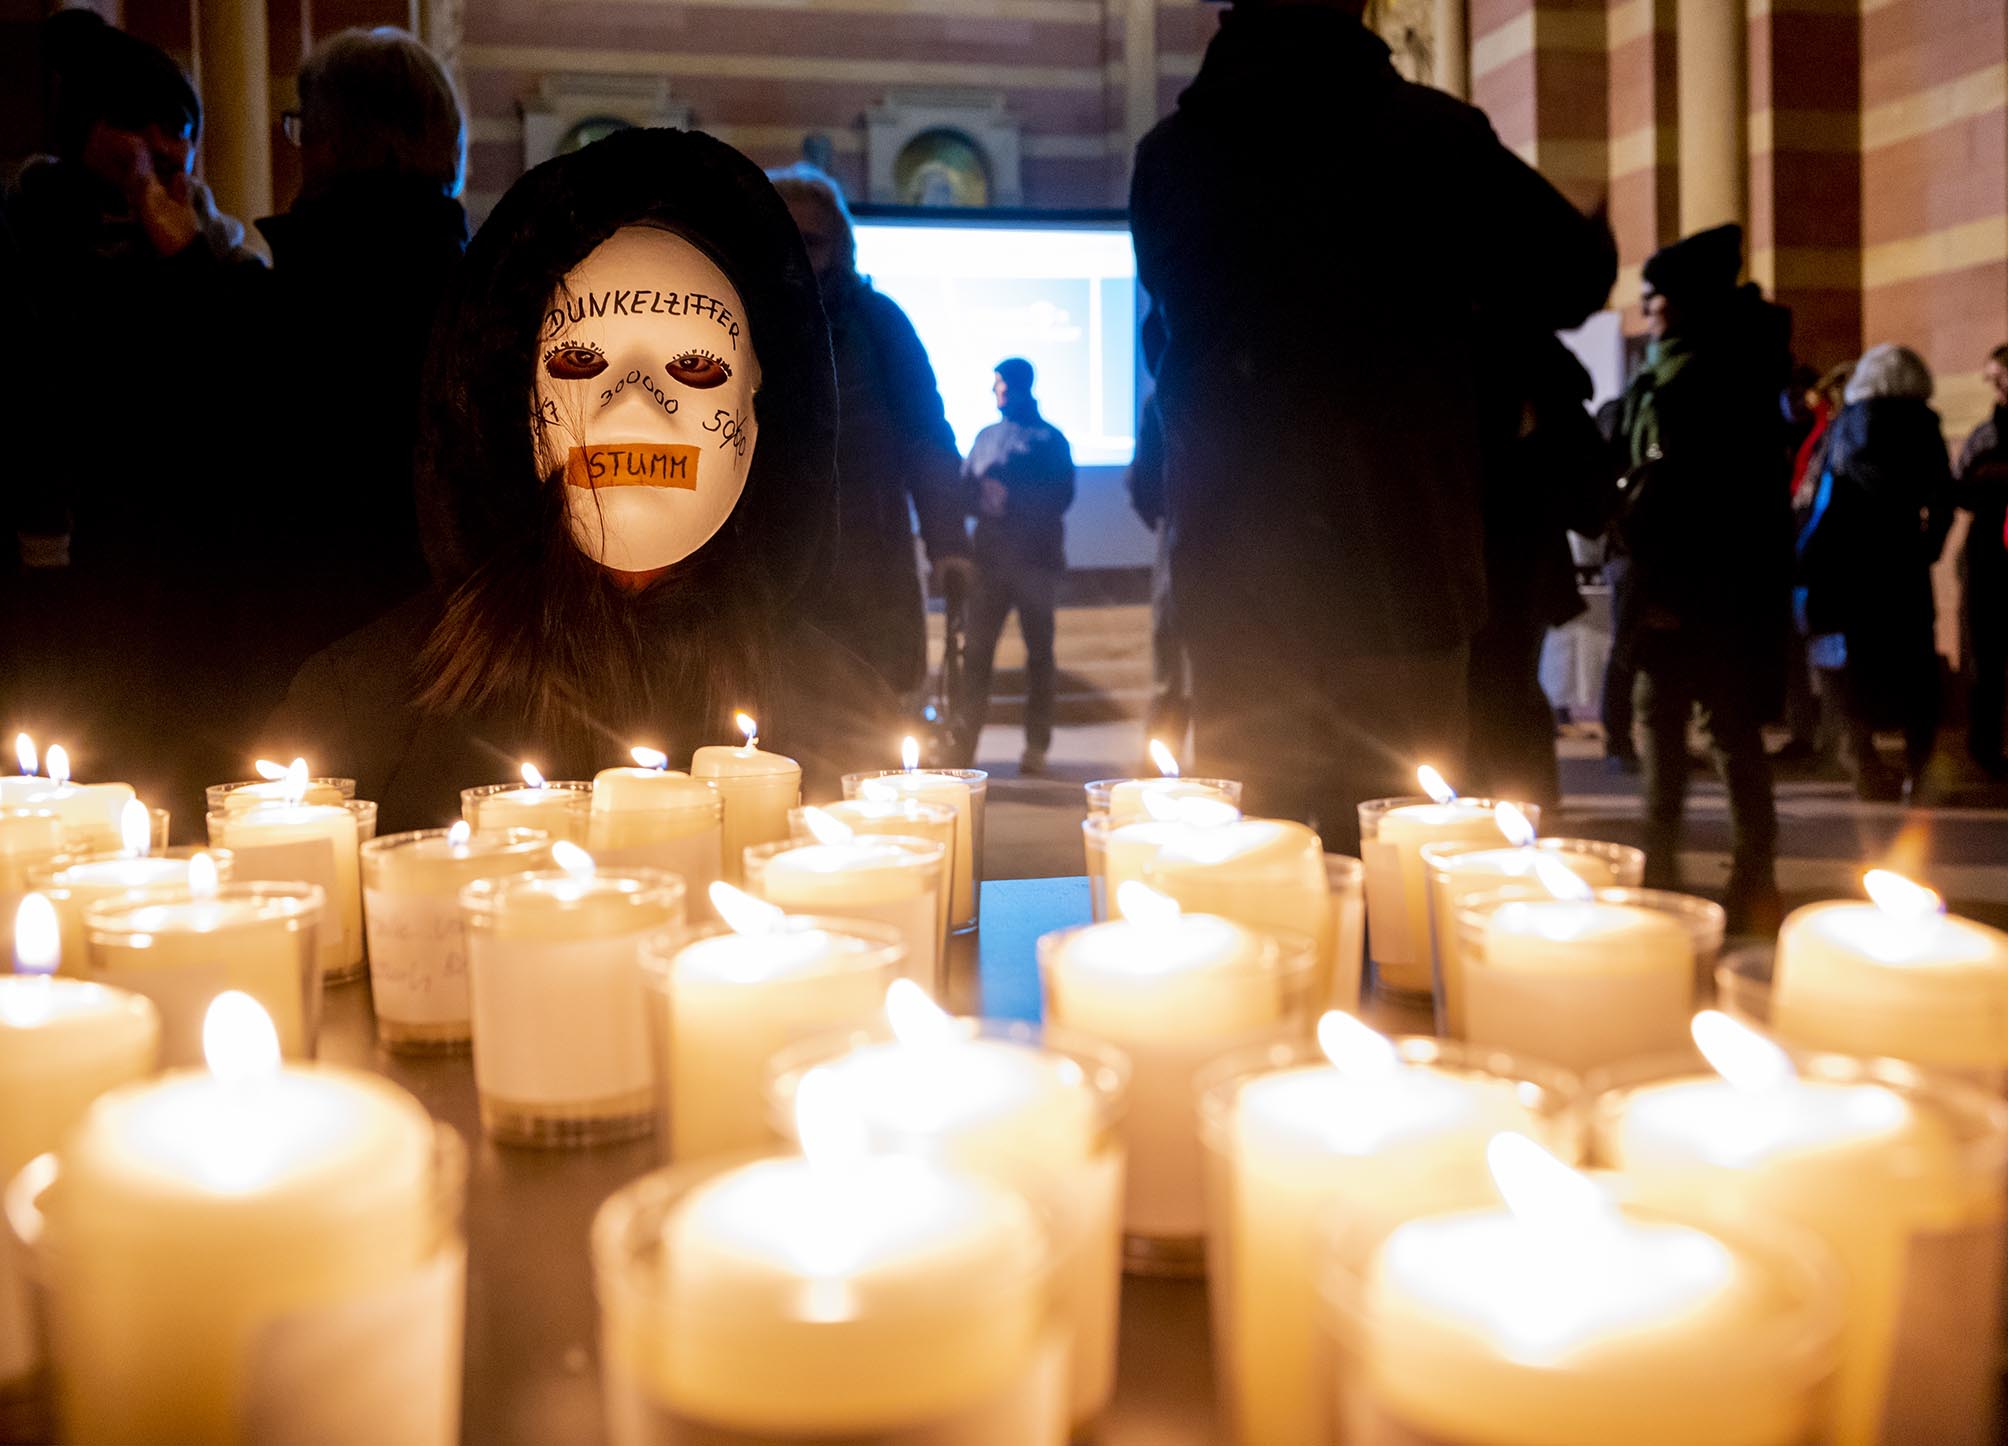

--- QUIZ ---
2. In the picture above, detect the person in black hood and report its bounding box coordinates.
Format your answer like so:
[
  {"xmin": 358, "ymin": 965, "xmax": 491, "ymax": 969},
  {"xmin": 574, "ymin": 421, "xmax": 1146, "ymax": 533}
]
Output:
[{"xmin": 264, "ymin": 128, "xmax": 896, "ymax": 832}]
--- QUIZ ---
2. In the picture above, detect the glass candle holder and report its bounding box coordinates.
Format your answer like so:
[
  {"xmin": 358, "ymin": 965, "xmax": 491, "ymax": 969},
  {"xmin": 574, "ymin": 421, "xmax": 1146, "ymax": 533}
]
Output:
[
  {"xmin": 360, "ymin": 827, "xmax": 554, "ymax": 1053},
  {"xmin": 1144, "ymin": 818, "xmax": 1336, "ymax": 1005},
  {"xmin": 461, "ymin": 867, "xmax": 684, "ymax": 1146},
  {"xmin": 592, "ymin": 1150, "xmax": 1068, "ymax": 1445},
  {"xmin": 1198, "ymin": 1035, "xmax": 1581, "ymax": 1446},
  {"xmin": 1323, "ymin": 855, "xmax": 1366, "ymax": 1014},
  {"xmin": 766, "ymin": 1016, "xmax": 1130, "ymax": 1432},
  {"xmin": 641, "ymin": 917, "xmax": 905, "ymax": 1163},
  {"xmin": 1321, "ymin": 1190, "xmax": 1843, "ymax": 1446},
  {"xmin": 0, "ymin": 976, "xmax": 159, "ymax": 1393},
  {"xmin": 459, "ymin": 780, "xmax": 593, "ymax": 845},
  {"xmin": 1591, "ymin": 1043, "xmax": 2008, "ymax": 1445},
  {"xmin": 744, "ymin": 837, "xmax": 947, "ymax": 996},
  {"xmin": 1421, "ymin": 837, "xmax": 1646, "ymax": 1039},
  {"xmin": 31, "ymin": 847, "xmax": 236, "ymax": 978},
  {"xmin": 842, "ymin": 769, "xmax": 987, "ymax": 933},
  {"xmin": 690, "ymin": 743, "xmax": 804, "ymax": 889},
  {"xmin": 206, "ymin": 776, "xmax": 356, "ymax": 815},
  {"xmin": 207, "ymin": 800, "xmax": 376, "ymax": 984},
  {"xmin": 792, "ymin": 799, "xmax": 958, "ymax": 948},
  {"xmin": 86, "ymin": 882, "xmax": 325, "ymax": 1066},
  {"xmin": 1, "ymin": 810, "xmax": 66, "ymax": 967},
  {"xmin": 145, "ymin": 806, "xmax": 170, "ymax": 853},
  {"xmin": 1453, "ymin": 886, "xmax": 1724, "ymax": 1076},
  {"xmin": 1357, "ymin": 795, "xmax": 1537, "ymax": 1003},
  {"xmin": 588, "ymin": 770, "xmax": 724, "ymax": 909},
  {"xmin": 1038, "ymin": 918, "xmax": 1318, "ymax": 1275},
  {"xmin": 1083, "ymin": 776, "xmax": 1242, "ymax": 825},
  {"xmin": 0, "ymin": 783, "xmax": 136, "ymax": 860},
  {"xmin": 9, "ymin": 1090, "xmax": 466, "ymax": 1446}
]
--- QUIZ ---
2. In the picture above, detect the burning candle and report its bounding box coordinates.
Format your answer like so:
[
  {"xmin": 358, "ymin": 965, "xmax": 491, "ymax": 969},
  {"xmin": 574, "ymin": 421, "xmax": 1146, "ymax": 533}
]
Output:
[
  {"xmin": 766, "ymin": 982, "xmax": 1127, "ymax": 1429},
  {"xmin": 1771, "ymin": 870, "xmax": 2008, "ymax": 1068},
  {"xmin": 592, "ymin": 1070, "xmax": 1063, "ymax": 1441},
  {"xmin": 208, "ymin": 763, "xmax": 373, "ymax": 983},
  {"xmin": 1599, "ymin": 1012, "xmax": 2006, "ymax": 1446},
  {"xmin": 1358, "ymin": 768, "xmax": 1531, "ymax": 1000},
  {"xmin": 32, "ymin": 827, "xmax": 236, "ymax": 977},
  {"xmin": 798, "ymin": 798, "xmax": 959, "ymax": 945},
  {"xmin": 587, "ymin": 749, "xmax": 724, "ymax": 908},
  {"xmin": 843, "ymin": 740, "xmax": 985, "ymax": 931},
  {"xmin": 14, "ymin": 993, "xmax": 461, "ymax": 1445},
  {"xmin": 207, "ymin": 759, "xmax": 353, "ymax": 815},
  {"xmin": 1199, "ymin": 1014, "xmax": 1577, "ymax": 1446},
  {"xmin": 1082, "ymin": 791, "xmax": 1241, "ymax": 922},
  {"xmin": 642, "ymin": 885, "xmax": 901, "ymax": 1161},
  {"xmin": 461, "ymin": 763, "xmax": 593, "ymax": 845},
  {"xmin": 0, "ymin": 742, "xmax": 136, "ymax": 854},
  {"xmin": 460, "ymin": 844, "xmax": 684, "ymax": 1145},
  {"xmin": 1087, "ymin": 742, "xmax": 1242, "ymax": 827},
  {"xmin": 1333, "ymin": 1133, "xmax": 1841, "ymax": 1445},
  {"xmin": 1040, "ymin": 885, "xmax": 1315, "ymax": 1260},
  {"xmin": 690, "ymin": 714, "xmax": 803, "ymax": 887},
  {"xmin": 1, "ymin": 808, "xmax": 70, "ymax": 968},
  {"xmin": 359, "ymin": 823, "xmax": 553, "ymax": 1052},
  {"xmin": 745, "ymin": 813, "xmax": 946, "ymax": 993}
]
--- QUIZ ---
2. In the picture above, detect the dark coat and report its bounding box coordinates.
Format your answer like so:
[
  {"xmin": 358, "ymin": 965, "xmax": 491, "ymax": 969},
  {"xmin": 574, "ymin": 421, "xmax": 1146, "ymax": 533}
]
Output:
[
  {"xmin": 963, "ymin": 402, "xmax": 1074, "ymax": 573},
  {"xmin": 798, "ymin": 273, "xmax": 967, "ymax": 695},
  {"xmin": 264, "ymin": 129, "xmax": 898, "ymax": 831},
  {"xmin": 1957, "ymin": 407, "xmax": 2008, "ymax": 574},
  {"xmin": 1797, "ymin": 396, "xmax": 1952, "ymax": 720},
  {"xmin": 1130, "ymin": 7, "xmax": 1614, "ymax": 663}
]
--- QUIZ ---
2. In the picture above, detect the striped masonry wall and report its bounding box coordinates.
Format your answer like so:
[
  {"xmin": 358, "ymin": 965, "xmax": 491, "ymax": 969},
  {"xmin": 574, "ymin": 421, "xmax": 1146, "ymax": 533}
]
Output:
[{"xmin": 1603, "ymin": 0, "xmax": 1678, "ymax": 320}]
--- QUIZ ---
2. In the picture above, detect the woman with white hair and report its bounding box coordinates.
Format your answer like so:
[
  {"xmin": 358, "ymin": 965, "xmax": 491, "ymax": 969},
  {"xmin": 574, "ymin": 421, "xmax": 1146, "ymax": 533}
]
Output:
[{"xmin": 1795, "ymin": 343, "xmax": 1956, "ymax": 800}]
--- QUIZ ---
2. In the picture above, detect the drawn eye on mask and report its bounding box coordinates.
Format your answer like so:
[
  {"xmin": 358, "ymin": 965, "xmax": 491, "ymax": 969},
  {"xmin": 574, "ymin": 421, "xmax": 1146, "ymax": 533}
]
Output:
[
  {"xmin": 544, "ymin": 343, "xmax": 608, "ymax": 380},
  {"xmin": 666, "ymin": 350, "xmax": 732, "ymax": 388}
]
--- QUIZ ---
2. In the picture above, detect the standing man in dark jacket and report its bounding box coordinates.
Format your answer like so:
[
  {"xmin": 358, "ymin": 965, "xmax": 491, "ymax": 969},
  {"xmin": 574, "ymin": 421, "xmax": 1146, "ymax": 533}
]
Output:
[
  {"xmin": 1957, "ymin": 344, "xmax": 2008, "ymax": 775},
  {"xmin": 956, "ymin": 359, "xmax": 1075, "ymax": 773},
  {"xmin": 1616, "ymin": 224, "xmax": 1794, "ymax": 933},
  {"xmin": 1130, "ymin": 0, "xmax": 1614, "ymax": 851}
]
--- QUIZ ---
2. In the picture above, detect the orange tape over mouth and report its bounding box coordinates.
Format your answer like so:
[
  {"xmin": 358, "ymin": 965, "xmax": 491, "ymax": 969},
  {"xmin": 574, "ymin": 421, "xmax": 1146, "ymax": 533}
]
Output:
[{"xmin": 565, "ymin": 444, "xmax": 700, "ymax": 490}]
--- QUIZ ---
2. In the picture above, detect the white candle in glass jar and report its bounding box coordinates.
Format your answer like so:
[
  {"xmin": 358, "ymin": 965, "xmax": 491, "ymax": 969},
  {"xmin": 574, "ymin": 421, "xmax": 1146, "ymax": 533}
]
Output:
[
  {"xmin": 209, "ymin": 802, "xmax": 367, "ymax": 983},
  {"xmin": 1105, "ymin": 778, "xmax": 1236, "ymax": 827},
  {"xmin": 216, "ymin": 779, "xmax": 349, "ymax": 814},
  {"xmin": 37, "ymin": 851, "xmax": 234, "ymax": 980},
  {"xmin": 1362, "ymin": 778, "xmax": 1517, "ymax": 996},
  {"xmin": 588, "ymin": 764, "xmax": 723, "ymax": 900},
  {"xmin": 462, "ymin": 766, "xmax": 592, "ymax": 845},
  {"xmin": 691, "ymin": 716, "xmax": 802, "ymax": 886},
  {"xmin": 809, "ymin": 799, "xmax": 958, "ymax": 943},
  {"xmin": 857, "ymin": 766, "xmax": 977, "ymax": 926},
  {"xmin": 1772, "ymin": 872, "xmax": 2008, "ymax": 1067},
  {"xmin": 1147, "ymin": 817, "xmax": 1335, "ymax": 1002},
  {"xmin": 0, "ymin": 748, "xmax": 135, "ymax": 853},
  {"xmin": 747, "ymin": 838, "xmax": 943, "ymax": 992},
  {"xmin": 30, "ymin": 994, "xmax": 450, "ymax": 1445},
  {"xmin": 1, "ymin": 809, "xmax": 66, "ymax": 965}
]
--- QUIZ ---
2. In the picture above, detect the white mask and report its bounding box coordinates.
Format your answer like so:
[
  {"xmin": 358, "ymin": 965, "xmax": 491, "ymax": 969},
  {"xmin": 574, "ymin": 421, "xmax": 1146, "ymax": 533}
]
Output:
[{"xmin": 532, "ymin": 226, "xmax": 762, "ymax": 573}]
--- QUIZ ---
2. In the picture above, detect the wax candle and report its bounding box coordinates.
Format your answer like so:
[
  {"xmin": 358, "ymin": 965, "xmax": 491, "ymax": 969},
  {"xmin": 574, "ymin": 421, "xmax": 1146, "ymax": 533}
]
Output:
[
  {"xmin": 1771, "ymin": 871, "xmax": 2008, "ymax": 1067},
  {"xmin": 207, "ymin": 760, "xmax": 353, "ymax": 815},
  {"xmin": 360, "ymin": 825, "xmax": 552, "ymax": 1052},
  {"xmin": 461, "ymin": 849, "xmax": 683, "ymax": 1145},
  {"xmin": 208, "ymin": 799, "xmax": 373, "ymax": 984},
  {"xmin": 1457, "ymin": 884, "xmax": 1717, "ymax": 1075},
  {"xmin": 1146, "ymin": 816, "xmax": 1339, "ymax": 1004},
  {"xmin": 1600, "ymin": 1012, "xmax": 2007, "ymax": 1446},
  {"xmin": 592, "ymin": 1075, "xmax": 1063, "ymax": 1442},
  {"xmin": 799, "ymin": 798, "xmax": 958, "ymax": 945},
  {"xmin": 1359, "ymin": 769, "xmax": 1531, "ymax": 998},
  {"xmin": 689, "ymin": 714, "xmax": 802, "ymax": 887},
  {"xmin": 745, "ymin": 831, "xmax": 946, "ymax": 994},
  {"xmin": 767, "ymin": 985, "xmax": 1128, "ymax": 1429},
  {"xmin": 642, "ymin": 893, "xmax": 900, "ymax": 1161},
  {"xmin": 1, "ymin": 809, "xmax": 69, "ymax": 967},
  {"xmin": 1421, "ymin": 828, "xmax": 1644, "ymax": 1036},
  {"xmin": 1334, "ymin": 1134, "xmax": 1840, "ymax": 1446},
  {"xmin": 0, "ymin": 745, "xmax": 136, "ymax": 854},
  {"xmin": 1081, "ymin": 789, "xmax": 1241, "ymax": 922},
  {"xmin": 844, "ymin": 743, "xmax": 984, "ymax": 930},
  {"xmin": 1198, "ymin": 1016, "xmax": 1577, "ymax": 1446},
  {"xmin": 34, "ymin": 847, "xmax": 236, "ymax": 980},
  {"xmin": 586, "ymin": 757, "xmax": 723, "ymax": 904},
  {"xmin": 0, "ymin": 908, "xmax": 160, "ymax": 1386},
  {"xmin": 460, "ymin": 765, "xmax": 592, "ymax": 845},
  {"xmin": 86, "ymin": 879, "xmax": 324, "ymax": 1065},
  {"xmin": 19, "ymin": 993, "xmax": 461, "ymax": 1445},
  {"xmin": 1040, "ymin": 887, "xmax": 1313, "ymax": 1258},
  {"xmin": 1089, "ymin": 757, "xmax": 1243, "ymax": 827}
]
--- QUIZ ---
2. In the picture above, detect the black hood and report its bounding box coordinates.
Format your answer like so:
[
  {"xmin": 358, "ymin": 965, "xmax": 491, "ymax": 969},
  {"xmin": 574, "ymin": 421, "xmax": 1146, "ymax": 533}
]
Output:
[{"xmin": 415, "ymin": 127, "xmax": 836, "ymax": 602}]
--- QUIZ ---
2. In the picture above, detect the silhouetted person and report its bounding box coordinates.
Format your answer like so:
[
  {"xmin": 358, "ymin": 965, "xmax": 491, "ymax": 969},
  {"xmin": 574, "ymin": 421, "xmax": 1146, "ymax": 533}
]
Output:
[
  {"xmin": 1130, "ymin": 0, "xmax": 1613, "ymax": 850},
  {"xmin": 1615, "ymin": 224, "xmax": 1793, "ymax": 934},
  {"xmin": 1957, "ymin": 344, "xmax": 2008, "ymax": 776},
  {"xmin": 956, "ymin": 358, "xmax": 1074, "ymax": 774},
  {"xmin": 767, "ymin": 163, "xmax": 970, "ymax": 700}
]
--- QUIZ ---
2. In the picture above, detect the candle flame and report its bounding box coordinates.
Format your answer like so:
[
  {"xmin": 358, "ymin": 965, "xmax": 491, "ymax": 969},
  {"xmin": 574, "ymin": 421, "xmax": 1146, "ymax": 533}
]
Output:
[
  {"xmin": 1148, "ymin": 738, "xmax": 1180, "ymax": 778},
  {"xmin": 711, "ymin": 880, "xmax": 785, "ymax": 936},
  {"xmin": 551, "ymin": 841, "xmax": 595, "ymax": 878},
  {"xmin": 1116, "ymin": 880, "xmax": 1183, "ymax": 927},
  {"xmin": 14, "ymin": 734, "xmax": 35, "ymax": 776},
  {"xmin": 1417, "ymin": 764, "xmax": 1455, "ymax": 805},
  {"xmin": 1863, "ymin": 869, "xmax": 1943, "ymax": 920},
  {"xmin": 281, "ymin": 758, "xmax": 309, "ymax": 807},
  {"xmin": 1496, "ymin": 801, "xmax": 1536, "ymax": 848},
  {"xmin": 1487, "ymin": 1132, "xmax": 1607, "ymax": 1228},
  {"xmin": 520, "ymin": 761, "xmax": 546, "ymax": 790},
  {"xmin": 1316, "ymin": 1010, "xmax": 1400, "ymax": 1078},
  {"xmin": 1532, "ymin": 853, "xmax": 1595, "ymax": 902},
  {"xmin": 736, "ymin": 712, "xmax": 760, "ymax": 748},
  {"xmin": 13, "ymin": 893, "xmax": 59, "ymax": 976},
  {"xmin": 253, "ymin": 759, "xmax": 287, "ymax": 781},
  {"xmin": 120, "ymin": 799, "xmax": 152, "ymax": 857},
  {"xmin": 630, "ymin": 746, "xmax": 669, "ymax": 771},
  {"xmin": 188, "ymin": 852, "xmax": 219, "ymax": 898},
  {"xmin": 885, "ymin": 978, "xmax": 959, "ymax": 1046},
  {"xmin": 1691, "ymin": 1010, "xmax": 1796, "ymax": 1092},
  {"xmin": 447, "ymin": 821, "xmax": 472, "ymax": 848},
  {"xmin": 203, "ymin": 991, "xmax": 281, "ymax": 1082},
  {"xmin": 901, "ymin": 735, "xmax": 920, "ymax": 772},
  {"xmin": 795, "ymin": 1065, "xmax": 868, "ymax": 1167},
  {"xmin": 799, "ymin": 806, "xmax": 855, "ymax": 846},
  {"xmin": 44, "ymin": 746, "xmax": 69, "ymax": 788},
  {"xmin": 1140, "ymin": 790, "xmax": 1239, "ymax": 828}
]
